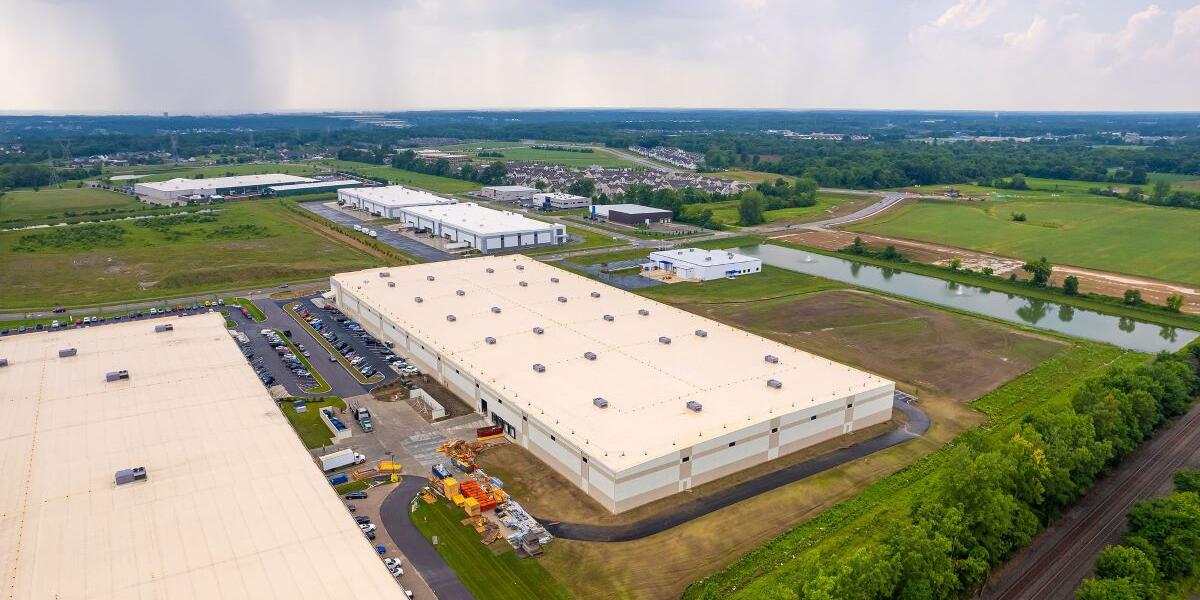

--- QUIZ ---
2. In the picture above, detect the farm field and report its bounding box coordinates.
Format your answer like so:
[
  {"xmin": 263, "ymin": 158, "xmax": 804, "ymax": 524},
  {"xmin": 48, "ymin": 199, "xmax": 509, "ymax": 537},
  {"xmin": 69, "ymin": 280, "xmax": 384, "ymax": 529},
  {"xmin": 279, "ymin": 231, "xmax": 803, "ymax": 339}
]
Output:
[
  {"xmin": 0, "ymin": 200, "xmax": 382, "ymax": 308},
  {"xmin": 850, "ymin": 178, "xmax": 1200, "ymax": 284},
  {"xmin": 316, "ymin": 159, "xmax": 481, "ymax": 194},
  {"xmin": 516, "ymin": 262, "xmax": 1076, "ymax": 600},
  {"xmin": 410, "ymin": 499, "xmax": 571, "ymax": 600},
  {"xmin": 477, "ymin": 145, "xmax": 636, "ymax": 168},
  {"xmin": 683, "ymin": 191, "xmax": 871, "ymax": 226},
  {"xmin": 0, "ymin": 186, "xmax": 141, "ymax": 224},
  {"xmin": 717, "ymin": 169, "xmax": 796, "ymax": 183}
]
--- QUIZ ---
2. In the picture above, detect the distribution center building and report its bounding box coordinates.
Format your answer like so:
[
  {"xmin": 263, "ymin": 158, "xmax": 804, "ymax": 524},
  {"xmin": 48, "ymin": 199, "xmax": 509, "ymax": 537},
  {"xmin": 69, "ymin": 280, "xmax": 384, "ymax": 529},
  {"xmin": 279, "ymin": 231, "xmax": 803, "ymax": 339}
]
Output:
[
  {"xmin": 394, "ymin": 203, "xmax": 566, "ymax": 253},
  {"xmin": 479, "ymin": 185, "xmax": 540, "ymax": 202},
  {"xmin": 0, "ymin": 314, "xmax": 401, "ymax": 599},
  {"xmin": 268, "ymin": 179, "xmax": 363, "ymax": 197},
  {"xmin": 531, "ymin": 192, "xmax": 591, "ymax": 211},
  {"xmin": 331, "ymin": 257, "xmax": 894, "ymax": 513},
  {"xmin": 644, "ymin": 248, "xmax": 763, "ymax": 281},
  {"xmin": 592, "ymin": 203, "xmax": 673, "ymax": 225},
  {"xmin": 337, "ymin": 185, "xmax": 456, "ymax": 217},
  {"xmin": 134, "ymin": 173, "xmax": 317, "ymax": 203}
]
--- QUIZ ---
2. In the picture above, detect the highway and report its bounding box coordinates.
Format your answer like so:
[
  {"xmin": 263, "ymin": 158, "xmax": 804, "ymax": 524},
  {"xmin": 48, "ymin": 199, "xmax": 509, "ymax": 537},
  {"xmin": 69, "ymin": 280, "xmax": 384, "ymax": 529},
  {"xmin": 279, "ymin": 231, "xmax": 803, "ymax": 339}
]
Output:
[{"xmin": 979, "ymin": 399, "xmax": 1200, "ymax": 600}]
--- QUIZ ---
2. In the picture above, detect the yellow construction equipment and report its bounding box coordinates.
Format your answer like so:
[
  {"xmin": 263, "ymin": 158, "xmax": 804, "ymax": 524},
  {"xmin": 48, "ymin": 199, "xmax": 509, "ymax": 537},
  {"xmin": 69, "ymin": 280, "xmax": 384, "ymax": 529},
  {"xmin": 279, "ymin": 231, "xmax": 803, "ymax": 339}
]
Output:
[{"xmin": 378, "ymin": 460, "xmax": 403, "ymax": 474}]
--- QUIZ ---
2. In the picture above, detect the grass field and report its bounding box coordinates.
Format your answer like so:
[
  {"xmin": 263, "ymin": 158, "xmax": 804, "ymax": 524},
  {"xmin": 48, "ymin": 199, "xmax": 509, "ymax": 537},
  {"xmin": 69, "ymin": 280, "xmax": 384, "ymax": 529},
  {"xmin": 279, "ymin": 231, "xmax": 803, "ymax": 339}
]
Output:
[
  {"xmin": 682, "ymin": 192, "xmax": 870, "ymax": 227},
  {"xmin": 316, "ymin": 160, "xmax": 481, "ymax": 194},
  {"xmin": 117, "ymin": 162, "xmax": 324, "ymax": 183},
  {"xmin": 0, "ymin": 186, "xmax": 142, "ymax": 224},
  {"xmin": 638, "ymin": 265, "xmax": 842, "ymax": 304},
  {"xmin": 410, "ymin": 499, "xmax": 571, "ymax": 600},
  {"xmin": 850, "ymin": 177, "xmax": 1200, "ymax": 284},
  {"xmin": 479, "ymin": 146, "xmax": 636, "ymax": 168},
  {"xmin": 717, "ymin": 170, "xmax": 796, "ymax": 183},
  {"xmin": 279, "ymin": 397, "xmax": 345, "ymax": 448},
  {"xmin": 0, "ymin": 200, "xmax": 383, "ymax": 308}
]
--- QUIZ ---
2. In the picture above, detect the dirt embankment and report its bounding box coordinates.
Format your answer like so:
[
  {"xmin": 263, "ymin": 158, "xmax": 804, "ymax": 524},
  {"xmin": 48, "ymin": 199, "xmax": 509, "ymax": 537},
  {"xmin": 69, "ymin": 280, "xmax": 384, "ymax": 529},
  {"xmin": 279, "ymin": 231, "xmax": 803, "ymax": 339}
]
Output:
[{"xmin": 770, "ymin": 229, "xmax": 1200, "ymax": 313}]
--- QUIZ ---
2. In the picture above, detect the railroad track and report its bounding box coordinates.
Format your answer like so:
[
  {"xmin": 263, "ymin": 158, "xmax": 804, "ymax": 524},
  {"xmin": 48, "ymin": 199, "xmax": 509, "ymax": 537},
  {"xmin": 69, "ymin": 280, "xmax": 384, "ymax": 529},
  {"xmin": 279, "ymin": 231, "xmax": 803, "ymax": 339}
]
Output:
[{"xmin": 981, "ymin": 401, "xmax": 1200, "ymax": 600}]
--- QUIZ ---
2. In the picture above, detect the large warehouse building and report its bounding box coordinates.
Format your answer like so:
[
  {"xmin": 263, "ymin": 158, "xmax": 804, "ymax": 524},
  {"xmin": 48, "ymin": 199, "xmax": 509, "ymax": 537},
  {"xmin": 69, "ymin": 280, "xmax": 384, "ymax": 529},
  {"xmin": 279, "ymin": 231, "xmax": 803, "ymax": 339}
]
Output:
[
  {"xmin": 644, "ymin": 248, "xmax": 762, "ymax": 281},
  {"xmin": 134, "ymin": 173, "xmax": 317, "ymax": 204},
  {"xmin": 337, "ymin": 184, "xmax": 456, "ymax": 217},
  {"xmin": 331, "ymin": 258, "xmax": 894, "ymax": 513},
  {"xmin": 0, "ymin": 314, "xmax": 401, "ymax": 599},
  {"xmin": 593, "ymin": 203, "xmax": 673, "ymax": 225},
  {"xmin": 480, "ymin": 185, "xmax": 540, "ymax": 202},
  {"xmin": 396, "ymin": 203, "xmax": 565, "ymax": 253}
]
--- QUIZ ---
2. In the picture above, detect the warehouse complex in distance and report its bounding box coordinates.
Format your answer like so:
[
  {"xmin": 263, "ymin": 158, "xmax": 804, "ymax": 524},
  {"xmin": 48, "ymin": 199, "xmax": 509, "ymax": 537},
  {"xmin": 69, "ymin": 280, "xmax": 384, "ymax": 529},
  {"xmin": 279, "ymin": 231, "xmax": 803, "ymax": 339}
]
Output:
[
  {"xmin": 644, "ymin": 248, "xmax": 763, "ymax": 281},
  {"xmin": 480, "ymin": 185, "xmax": 540, "ymax": 202},
  {"xmin": 331, "ymin": 258, "xmax": 894, "ymax": 513},
  {"xmin": 396, "ymin": 203, "xmax": 566, "ymax": 253},
  {"xmin": 338, "ymin": 184, "xmax": 456, "ymax": 217},
  {"xmin": 0, "ymin": 314, "xmax": 400, "ymax": 598},
  {"xmin": 593, "ymin": 203, "xmax": 673, "ymax": 225},
  {"xmin": 134, "ymin": 173, "xmax": 317, "ymax": 203}
]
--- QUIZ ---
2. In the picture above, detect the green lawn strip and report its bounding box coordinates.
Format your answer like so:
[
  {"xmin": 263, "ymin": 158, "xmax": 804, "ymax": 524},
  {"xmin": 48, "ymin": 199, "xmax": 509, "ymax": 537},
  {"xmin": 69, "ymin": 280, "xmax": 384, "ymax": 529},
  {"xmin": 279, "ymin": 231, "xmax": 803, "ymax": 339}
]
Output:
[
  {"xmin": 768, "ymin": 239, "xmax": 1200, "ymax": 331},
  {"xmin": 284, "ymin": 303, "xmax": 384, "ymax": 385},
  {"xmin": 334, "ymin": 479, "xmax": 370, "ymax": 495},
  {"xmin": 316, "ymin": 160, "xmax": 481, "ymax": 194},
  {"xmin": 687, "ymin": 342, "xmax": 1142, "ymax": 600},
  {"xmin": 226, "ymin": 297, "xmax": 266, "ymax": 321},
  {"xmin": 410, "ymin": 500, "xmax": 571, "ymax": 600},
  {"xmin": 561, "ymin": 215, "xmax": 712, "ymax": 240},
  {"xmin": 278, "ymin": 396, "xmax": 346, "ymax": 448},
  {"xmin": 521, "ymin": 224, "xmax": 626, "ymax": 256},
  {"xmin": 272, "ymin": 327, "xmax": 332, "ymax": 394},
  {"xmin": 0, "ymin": 186, "xmax": 142, "ymax": 224},
  {"xmin": 638, "ymin": 266, "xmax": 844, "ymax": 304}
]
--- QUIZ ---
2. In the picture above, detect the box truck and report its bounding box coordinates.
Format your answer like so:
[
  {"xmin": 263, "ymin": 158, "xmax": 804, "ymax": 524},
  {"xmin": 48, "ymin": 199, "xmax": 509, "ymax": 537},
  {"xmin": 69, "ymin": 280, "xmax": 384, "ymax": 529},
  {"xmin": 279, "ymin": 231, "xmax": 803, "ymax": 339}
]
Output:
[{"xmin": 319, "ymin": 449, "xmax": 366, "ymax": 472}]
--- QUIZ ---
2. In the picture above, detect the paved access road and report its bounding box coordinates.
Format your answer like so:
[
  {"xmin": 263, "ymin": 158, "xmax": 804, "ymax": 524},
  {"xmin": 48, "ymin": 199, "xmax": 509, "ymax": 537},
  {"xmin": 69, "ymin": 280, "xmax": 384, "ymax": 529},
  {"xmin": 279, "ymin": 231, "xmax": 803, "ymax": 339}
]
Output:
[
  {"xmin": 979, "ymin": 400, "xmax": 1200, "ymax": 600},
  {"xmin": 380, "ymin": 477, "xmax": 476, "ymax": 600},
  {"xmin": 300, "ymin": 202, "xmax": 458, "ymax": 262},
  {"xmin": 541, "ymin": 394, "xmax": 929, "ymax": 542}
]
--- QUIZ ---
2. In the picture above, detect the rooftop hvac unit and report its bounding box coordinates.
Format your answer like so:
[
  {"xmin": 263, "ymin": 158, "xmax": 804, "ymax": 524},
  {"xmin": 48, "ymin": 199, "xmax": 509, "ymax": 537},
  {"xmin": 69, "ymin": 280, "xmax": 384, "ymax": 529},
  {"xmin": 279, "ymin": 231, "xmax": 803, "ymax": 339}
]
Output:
[
  {"xmin": 603, "ymin": 314, "xmax": 615, "ymax": 322},
  {"xmin": 379, "ymin": 272, "xmax": 391, "ymax": 278},
  {"xmin": 704, "ymin": 256, "xmax": 712, "ymax": 261},
  {"xmin": 593, "ymin": 397, "xmax": 609, "ymax": 409},
  {"xmin": 0, "ymin": 358, "xmax": 8, "ymax": 368},
  {"xmin": 387, "ymin": 281, "xmax": 396, "ymax": 288},
  {"xmin": 414, "ymin": 296, "xmax": 424, "ymax": 303},
  {"xmin": 686, "ymin": 400, "xmax": 703, "ymax": 412},
  {"xmin": 485, "ymin": 336, "xmax": 497, "ymax": 345},
  {"xmin": 105, "ymin": 370, "xmax": 130, "ymax": 382},
  {"xmin": 532, "ymin": 326, "xmax": 545, "ymax": 335},
  {"xmin": 767, "ymin": 379, "xmax": 783, "ymax": 389},
  {"xmin": 426, "ymin": 275, "xmax": 435, "ymax": 281},
  {"xmin": 695, "ymin": 329, "xmax": 708, "ymax": 337},
  {"xmin": 114, "ymin": 466, "xmax": 147, "ymax": 485},
  {"xmin": 658, "ymin": 336, "xmax": 672, "ymax": 345},
  {"xmin": 764, "ymin": 355, "xmax": 779, "ymax": 364},
  {"xmin": 584, "ymin": 351, "xmax": 597, "ymax": 360},
  {"xmin": 154, "ymin": 324, "xmax": 174, "ymax": 333},
  {"xmin": 486, "ymin": 267, "xmax": 495, "ymax": 274},
  {"xmin": 456, "ymin": 289, "xmax": 466, "ymax": 296},
  {"xmin": 58, "ymin": 348, "xmax": 77, "ymax": 358},
  {"xmin": 638, "ymin": 309, "xmax": 650, "ymax": 316},
  {"xmin": 491, "ymin": 306, "xmax": 502, "ymax": 313},
  {"xmin": 590, "ymin": 291, "xmax": 600, "ymax": 298},
  {"xmin": 519, "ymin": 281, "xmax": 528, "ymax": 287},
  {"xmin": 516, "ymin": 265, "xmax": 525, "ymax": 270},
  {"xmin": 532, "ymin": 363, "xmax": 546, "ymax": 373},
  {"xmin": 551, "ymin": 277, "xmax": 560, "ymax": 283},
  {"xmin": 446, "ymin": 315, "xmax": 457, "ymax": 322},
  {"xmin": 557, "ymin": 296, "xmax": 567, "ymax": 303}
]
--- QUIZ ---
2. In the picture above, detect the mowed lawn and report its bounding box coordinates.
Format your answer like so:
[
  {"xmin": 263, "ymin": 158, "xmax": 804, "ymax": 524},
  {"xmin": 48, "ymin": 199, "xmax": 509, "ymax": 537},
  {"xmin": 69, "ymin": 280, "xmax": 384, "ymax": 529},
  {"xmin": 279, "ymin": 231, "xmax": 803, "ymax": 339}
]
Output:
[
  {"xmin": 683, "ymin": 192, "xmax": 868, "ymax": 226},
  {"xmin": 0, "ymin": 186, "xmax": 141, "ymax": 223},
  {"xmin": 0, "ymin": 200, "xmax": 383, "ymax": 308},
  {"xmin": 849, "ymin": 179, "xmax": 1200, "ymax": 284},
  {"xmin": 317, "ymin": 160, "xmax": 481, "ymax": 194},
  {"xmin": 410, "ymin": 499, "xmax": 570, "ymax": 600},
  {"xmin": 483, "ymin": 146, "xmax": 636, "ymax": 168}
]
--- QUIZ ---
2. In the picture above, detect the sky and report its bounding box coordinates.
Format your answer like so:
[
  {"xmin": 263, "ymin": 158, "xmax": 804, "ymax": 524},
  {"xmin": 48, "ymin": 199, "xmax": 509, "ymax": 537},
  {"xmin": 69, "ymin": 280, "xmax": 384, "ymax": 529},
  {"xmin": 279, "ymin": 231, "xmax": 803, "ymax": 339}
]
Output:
[{"xmin": 1, "ymin": 0, "xmax": 1198, "ymax": 113}]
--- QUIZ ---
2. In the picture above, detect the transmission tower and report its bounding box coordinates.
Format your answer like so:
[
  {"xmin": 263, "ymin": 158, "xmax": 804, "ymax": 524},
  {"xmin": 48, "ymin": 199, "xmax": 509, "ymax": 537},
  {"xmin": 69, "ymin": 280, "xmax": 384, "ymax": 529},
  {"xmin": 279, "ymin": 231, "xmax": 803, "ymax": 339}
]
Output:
[
  {"xmin": 47, "ymin": 145, "xmax": 61, "ymax": 187},
  {"xmin": 170, "ymin": 133, "xmax": 179, "ymax": 166}
]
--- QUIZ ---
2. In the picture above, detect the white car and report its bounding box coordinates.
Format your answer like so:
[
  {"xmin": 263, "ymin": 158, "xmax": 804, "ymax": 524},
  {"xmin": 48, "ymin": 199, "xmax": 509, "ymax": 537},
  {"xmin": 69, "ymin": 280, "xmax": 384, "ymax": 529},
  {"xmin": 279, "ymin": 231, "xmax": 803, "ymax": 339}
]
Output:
[
  {"xmin": 359, "ymin": 523, "xmax": 376, "ymax": 534},
  {"xmin": 383, "ymin": 558, "xmax": 403, "ymax": 570},
  {"xmin": 389, "ymin": 566, "xmax": 404, "ymax": 578}
]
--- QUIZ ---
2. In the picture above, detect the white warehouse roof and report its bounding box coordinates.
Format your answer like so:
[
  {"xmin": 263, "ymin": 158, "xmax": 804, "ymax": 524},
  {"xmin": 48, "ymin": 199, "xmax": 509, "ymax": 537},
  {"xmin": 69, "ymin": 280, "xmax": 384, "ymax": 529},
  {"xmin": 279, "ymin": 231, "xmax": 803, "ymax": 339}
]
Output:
[
  {"xmin": 402, "ymin": 202, "xmax": 561, "ymax": 236},
  {"xmin": 338, "ymin": 185, "xmax": 456, "ymax": 208},
  {"xmin": 593, "ymin": 203, "xmax": 670, "ymax": 216},
  {"xmin": 483, "ymin": 185, "xmax": 539, "ymax": 192},
  {"xmin": 332, "ymin": 257, "xmax": 891, "ymax": 472},
  {"xmin": 268, "ymin": 179, "xmax": 361, "ymax": 192},
  {"xmin": 648, "ymin": 248, "xmax": 760, "ymax": 268},
  {"xmin": 137, "ymin": 173, "xmax": 316, "ymax": 192},
  {"xmin": 0, "ymin": 314, "xmax": 401, "ymax": 599}
]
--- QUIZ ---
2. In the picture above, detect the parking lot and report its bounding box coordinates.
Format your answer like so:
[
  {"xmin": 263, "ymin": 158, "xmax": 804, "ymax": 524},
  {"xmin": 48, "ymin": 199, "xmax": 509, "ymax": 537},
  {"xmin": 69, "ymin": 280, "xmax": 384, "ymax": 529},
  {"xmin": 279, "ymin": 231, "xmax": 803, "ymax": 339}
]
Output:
[{"xmin": 301, "ymin": 202, "xmax": 458, "ymax": 262}]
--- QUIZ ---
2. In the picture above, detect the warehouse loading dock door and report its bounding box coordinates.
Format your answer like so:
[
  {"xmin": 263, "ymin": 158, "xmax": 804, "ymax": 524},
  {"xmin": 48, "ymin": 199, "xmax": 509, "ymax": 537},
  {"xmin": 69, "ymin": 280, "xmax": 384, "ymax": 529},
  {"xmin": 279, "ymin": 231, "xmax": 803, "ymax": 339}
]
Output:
[{"xmin": 491, "ymin": 414, "xmax": 517, "ymax": 440}]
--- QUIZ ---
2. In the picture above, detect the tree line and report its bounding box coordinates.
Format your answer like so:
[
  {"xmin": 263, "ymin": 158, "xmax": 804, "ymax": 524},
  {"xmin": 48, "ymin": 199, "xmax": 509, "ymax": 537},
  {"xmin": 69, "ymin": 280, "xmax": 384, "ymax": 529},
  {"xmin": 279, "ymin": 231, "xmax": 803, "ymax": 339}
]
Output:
[
  {"xmin": 770, "ymin": 350, "xmax": 1198, "ymax": 600},
  {"xmin": 0, "ymin": 163, "xmax": 102, "ymax": 189}
]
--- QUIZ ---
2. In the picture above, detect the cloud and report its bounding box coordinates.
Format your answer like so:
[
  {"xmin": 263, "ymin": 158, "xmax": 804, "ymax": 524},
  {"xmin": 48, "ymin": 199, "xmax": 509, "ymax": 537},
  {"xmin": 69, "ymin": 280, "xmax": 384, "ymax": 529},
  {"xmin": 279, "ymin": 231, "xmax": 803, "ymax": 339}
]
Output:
[{"xmin": 0, "ymin": 0, "xmax": 1198, "ymax": 113}]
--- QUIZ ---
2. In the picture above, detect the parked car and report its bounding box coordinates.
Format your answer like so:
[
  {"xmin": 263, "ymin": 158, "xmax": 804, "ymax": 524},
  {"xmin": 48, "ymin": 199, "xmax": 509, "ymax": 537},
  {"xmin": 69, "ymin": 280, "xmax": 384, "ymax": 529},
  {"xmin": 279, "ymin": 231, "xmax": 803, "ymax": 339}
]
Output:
[
  {"xmin": 356, "ymin": 516, "xmax": 372, "ymax": 525},
  {"xmin": 345, "ymin": 491, "xmax": 368, "ymax": 500}
]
